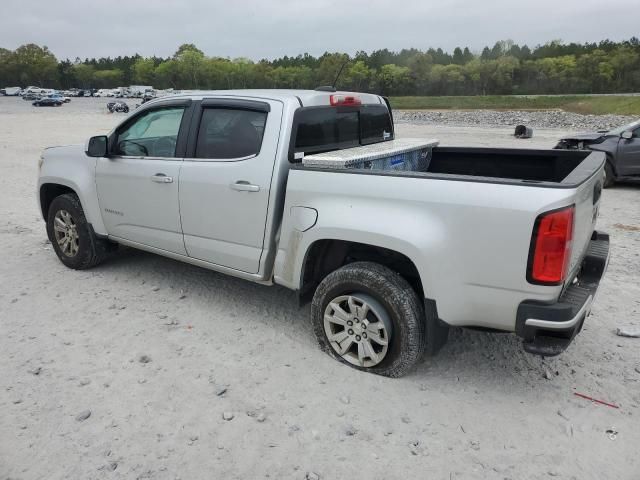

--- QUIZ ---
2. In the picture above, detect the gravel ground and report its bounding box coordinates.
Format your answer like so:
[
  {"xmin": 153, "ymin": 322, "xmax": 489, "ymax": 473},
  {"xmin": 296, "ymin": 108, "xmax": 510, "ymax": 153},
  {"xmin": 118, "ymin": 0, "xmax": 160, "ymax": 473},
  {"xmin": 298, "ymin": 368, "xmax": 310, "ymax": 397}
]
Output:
[
  {"xmin": 1, "ymin": 97, "xmax": 639, "ymax": 480},
  {"xmin": 396, "ymin": 109, "xmax": 637, "ymax": 131}
]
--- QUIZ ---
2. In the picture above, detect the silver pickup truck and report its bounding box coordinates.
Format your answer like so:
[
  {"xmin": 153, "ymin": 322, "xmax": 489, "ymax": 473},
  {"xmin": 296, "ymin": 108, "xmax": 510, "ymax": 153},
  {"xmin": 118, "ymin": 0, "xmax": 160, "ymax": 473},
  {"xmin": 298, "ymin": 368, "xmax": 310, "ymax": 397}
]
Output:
[{"xmin": 38, "ymin": 89, "xmax": 610, "ymax": 377}]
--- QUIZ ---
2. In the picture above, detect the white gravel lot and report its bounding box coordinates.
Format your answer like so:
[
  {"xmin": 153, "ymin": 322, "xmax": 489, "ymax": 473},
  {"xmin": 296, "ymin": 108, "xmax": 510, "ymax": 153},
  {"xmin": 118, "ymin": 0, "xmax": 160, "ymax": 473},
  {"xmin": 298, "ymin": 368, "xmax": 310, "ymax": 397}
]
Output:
[{"xmin": 1, "ymin": 97, "xmax": 639, "ymax": 480}]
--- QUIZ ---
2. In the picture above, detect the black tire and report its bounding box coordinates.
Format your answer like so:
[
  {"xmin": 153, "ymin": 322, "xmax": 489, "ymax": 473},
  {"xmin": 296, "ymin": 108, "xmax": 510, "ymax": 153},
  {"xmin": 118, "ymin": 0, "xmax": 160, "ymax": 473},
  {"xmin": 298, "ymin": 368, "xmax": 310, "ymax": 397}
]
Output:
[
  {"xmin": 603, "ymin": 161, "xmax": 615, "ymax": 188},
  {"xmin": 311, "ymin": 261, "xmax": 426, "ymax": 377},
  {"xmin": 46, "ymin": 193, "xmax": 110, "ymax": 269}
]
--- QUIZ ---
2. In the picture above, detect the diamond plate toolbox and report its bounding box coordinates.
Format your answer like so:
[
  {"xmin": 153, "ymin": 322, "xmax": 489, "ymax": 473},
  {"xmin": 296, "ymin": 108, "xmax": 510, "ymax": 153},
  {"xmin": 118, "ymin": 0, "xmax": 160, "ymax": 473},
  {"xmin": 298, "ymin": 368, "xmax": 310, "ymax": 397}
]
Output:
[{"xmin": 302, "ymin": 138, "xmax": 439, "ymax": 172}]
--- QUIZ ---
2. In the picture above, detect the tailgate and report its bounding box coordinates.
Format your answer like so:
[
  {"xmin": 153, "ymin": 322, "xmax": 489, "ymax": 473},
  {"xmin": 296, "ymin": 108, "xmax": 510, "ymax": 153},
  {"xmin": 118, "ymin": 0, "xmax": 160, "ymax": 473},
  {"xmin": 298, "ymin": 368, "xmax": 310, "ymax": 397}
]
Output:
[{"xmin": 566, "ymin": 164, "xmax": 605, "ymax": 284}]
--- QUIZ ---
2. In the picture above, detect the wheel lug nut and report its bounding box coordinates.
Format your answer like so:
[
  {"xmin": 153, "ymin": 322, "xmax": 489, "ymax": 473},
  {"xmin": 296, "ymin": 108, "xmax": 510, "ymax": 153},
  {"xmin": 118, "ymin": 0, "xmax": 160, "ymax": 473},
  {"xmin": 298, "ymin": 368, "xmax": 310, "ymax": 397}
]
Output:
[
  {"xmin": 347, "ymin": 321, "xmax": 353, "ymax": 326},
  {"xmin": 355, "ymin": 335, "xmax": 361, "ymax": 341},
  {"xmin": 363, "ymin": 332, "xmax": 367, "ymax": 338},
  {"xmin": 355, "ymin": 318, "xmax": 360, "ymax": 323},
  {"xmin": 348, "ymin": 329, "xmax": 354, "ymax": 335}
]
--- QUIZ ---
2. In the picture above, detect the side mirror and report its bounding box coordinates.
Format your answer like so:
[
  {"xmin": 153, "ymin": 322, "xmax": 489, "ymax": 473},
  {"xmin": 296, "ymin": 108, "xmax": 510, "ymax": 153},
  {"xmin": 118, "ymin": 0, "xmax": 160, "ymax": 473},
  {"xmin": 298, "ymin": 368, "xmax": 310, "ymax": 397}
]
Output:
[
  {"xmin": 621, "ymin": 130, "xmax": 633, "ymax": 140},
  {"xmin": 86, "ymin": 135, "xmax": 108, "ymax": 157}
]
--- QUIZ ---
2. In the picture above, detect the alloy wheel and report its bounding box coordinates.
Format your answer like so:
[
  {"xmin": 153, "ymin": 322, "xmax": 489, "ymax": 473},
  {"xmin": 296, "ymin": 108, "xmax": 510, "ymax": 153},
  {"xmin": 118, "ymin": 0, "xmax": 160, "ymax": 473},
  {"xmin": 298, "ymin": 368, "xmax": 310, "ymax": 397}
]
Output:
[
  {"xmin": 53, "ymin": 209, "xmax": 80, "ymax": 257},
  {"xmin": 323, "ymin": 293, "xmax": 392, "ymax": 367}
]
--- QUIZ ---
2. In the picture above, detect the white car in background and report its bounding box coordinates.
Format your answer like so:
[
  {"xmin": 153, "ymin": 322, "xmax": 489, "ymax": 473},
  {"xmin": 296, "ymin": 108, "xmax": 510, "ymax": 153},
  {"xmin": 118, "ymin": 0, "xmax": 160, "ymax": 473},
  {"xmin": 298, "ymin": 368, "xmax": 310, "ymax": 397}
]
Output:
[
  {"xmin": 3, "ymin": 87, "xmax": 22, "ymax": 96},
  {"xmin": 22, "ymin": 86, "xmax": 44, "ymax": 96}
]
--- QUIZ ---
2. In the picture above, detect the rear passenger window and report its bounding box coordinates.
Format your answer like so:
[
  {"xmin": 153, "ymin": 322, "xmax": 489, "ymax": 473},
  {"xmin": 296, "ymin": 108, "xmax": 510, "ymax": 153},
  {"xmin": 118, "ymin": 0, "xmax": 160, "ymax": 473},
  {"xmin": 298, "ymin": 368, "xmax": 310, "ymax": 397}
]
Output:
[{"xmin": 195, "ymin": 108, "xmax": 267, "ymax": 159}]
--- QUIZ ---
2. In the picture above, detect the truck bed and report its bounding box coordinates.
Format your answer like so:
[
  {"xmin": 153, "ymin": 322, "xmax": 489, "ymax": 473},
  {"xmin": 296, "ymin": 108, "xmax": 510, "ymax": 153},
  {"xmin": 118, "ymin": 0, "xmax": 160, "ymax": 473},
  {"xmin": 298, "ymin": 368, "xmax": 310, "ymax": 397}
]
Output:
[
  {"xmin": 298, "ymin": 145, "xmax": 604, "ymax": 189},
  {"xmin": 427, "ymin": 147, "xmax": 599, "ymax": 185}
]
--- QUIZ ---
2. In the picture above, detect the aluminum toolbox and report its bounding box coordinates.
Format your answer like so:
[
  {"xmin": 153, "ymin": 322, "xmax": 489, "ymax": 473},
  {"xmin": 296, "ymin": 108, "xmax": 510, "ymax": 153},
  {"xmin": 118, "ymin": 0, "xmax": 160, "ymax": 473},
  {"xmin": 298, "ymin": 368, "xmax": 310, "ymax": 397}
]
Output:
[{"xmin": 301, "ymin": 138, "xmax": 439, "ymax": 171}]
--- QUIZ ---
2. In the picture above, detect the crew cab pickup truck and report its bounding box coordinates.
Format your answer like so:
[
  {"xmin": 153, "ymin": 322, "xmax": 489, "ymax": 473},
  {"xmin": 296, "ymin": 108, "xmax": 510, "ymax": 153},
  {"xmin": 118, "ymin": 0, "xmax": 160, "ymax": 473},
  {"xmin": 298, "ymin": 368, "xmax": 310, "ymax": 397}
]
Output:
[{"xmin": 38, "ymin": 89, "xmax": 610, "ymax": 377}]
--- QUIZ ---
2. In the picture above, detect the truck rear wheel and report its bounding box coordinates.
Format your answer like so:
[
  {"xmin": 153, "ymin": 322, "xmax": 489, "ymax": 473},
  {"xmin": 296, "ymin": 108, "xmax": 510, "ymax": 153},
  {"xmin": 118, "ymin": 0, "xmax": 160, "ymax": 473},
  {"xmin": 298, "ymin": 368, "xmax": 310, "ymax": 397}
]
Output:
[
  {"xmin": 311, "ymin": 261, "xmax": 426, "ymax": 377},
  {"xmin": 46, "ymin": 193, "xmax": 111, "ymax": 270}
]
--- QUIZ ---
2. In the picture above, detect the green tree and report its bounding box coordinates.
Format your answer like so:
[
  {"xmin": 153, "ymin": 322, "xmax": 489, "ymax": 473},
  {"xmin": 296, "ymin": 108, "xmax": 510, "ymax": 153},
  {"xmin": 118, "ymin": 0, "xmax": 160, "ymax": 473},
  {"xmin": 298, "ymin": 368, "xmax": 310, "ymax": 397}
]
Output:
[
  {"xmin": 452, "ymin": 47, "xmax": 464, "ymax": 65},
  {"xmin": 177, "ymin": 51, "xmax": 205, "ymax": 88},
  {"xmin": 345, "ymin": 61, "xmax": 372, "ymax": 91},
  {"xmin": 72, "ymin": 63, "xmax": 95, "ymax": 88},
  {"xmin": 132, "ymin": 58, "xmax": 155, "ymax": 84},
  {"xmin": 491, "ymin": 56, "xmax": 519, "ymax": 93},
  {"xmin": 154, "ymin": 60, "xmax": 181, "ymax": 89},
  {"xmin": 462, "ymin": 47, "xmax": 474, "ymax": 64},
  {"xmin": 609, "ymin": 46, "xmax": 639, "ymax": 91},
  {"xmin": 92, "ymin": 69, "xmax": 124, "ymax": 88},
  {"xmin": 12, "ymin": 44, "xmax": 58, "ymax": 86},
  {"xmin": 0, "ymin": 47, "xmax": 16, "ymax": 86},
  {"xmin": 408, "ymin": 52, "xmax": 433, "ymax": 94},
  {"xmin": 315, "ymin": 53, "xmax": 350, "ymax": 87},
  {"xmin": 377, "ymin": 64, "xmax": 411, "ymax": 95},
  {"xmin": 3, "ymin": 38, "xmax": 640, "ymax": 96},
  {"xmin": 173, "ymin": 43, "xmax": 204, "ymax": 58}
]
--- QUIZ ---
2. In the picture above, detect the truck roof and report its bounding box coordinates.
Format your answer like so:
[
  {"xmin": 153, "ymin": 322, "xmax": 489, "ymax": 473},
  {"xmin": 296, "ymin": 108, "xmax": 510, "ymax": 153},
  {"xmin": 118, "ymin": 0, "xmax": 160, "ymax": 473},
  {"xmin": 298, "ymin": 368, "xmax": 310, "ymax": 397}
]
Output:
[{"xmin": 153, "ymin": 89, "xmax": 385, "ymax": 107}]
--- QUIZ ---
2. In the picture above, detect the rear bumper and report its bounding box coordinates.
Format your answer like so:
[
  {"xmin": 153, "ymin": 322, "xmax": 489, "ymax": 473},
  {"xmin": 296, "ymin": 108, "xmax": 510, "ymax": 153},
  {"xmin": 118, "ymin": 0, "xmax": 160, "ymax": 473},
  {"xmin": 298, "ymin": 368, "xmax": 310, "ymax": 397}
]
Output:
[{"xmin": 515, "ymin": 231, "xmax": 610, "ymax": 356}]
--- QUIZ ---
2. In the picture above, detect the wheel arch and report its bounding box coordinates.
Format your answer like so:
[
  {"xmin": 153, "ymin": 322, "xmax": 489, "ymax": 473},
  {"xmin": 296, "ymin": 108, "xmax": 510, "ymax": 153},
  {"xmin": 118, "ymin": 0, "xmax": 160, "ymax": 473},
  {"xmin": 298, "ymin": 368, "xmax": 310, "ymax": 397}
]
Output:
[
  {"xmin": 605, "ymin": 152, "xmax": 617, "ymax": 176},
  {"xmin": 39, "ymin": 183, "xmax": 77, "ymax": 220},
  {"xmin": 588, "ymin": 143, "xmax": 618, "ymax": 175},
  {"xmin": 298, "ymin": 238, "xmax": 425, "ymax": 304},
  {"xmin": 38, "ymin": 175, "xmax": 107, "ymax": 236}
]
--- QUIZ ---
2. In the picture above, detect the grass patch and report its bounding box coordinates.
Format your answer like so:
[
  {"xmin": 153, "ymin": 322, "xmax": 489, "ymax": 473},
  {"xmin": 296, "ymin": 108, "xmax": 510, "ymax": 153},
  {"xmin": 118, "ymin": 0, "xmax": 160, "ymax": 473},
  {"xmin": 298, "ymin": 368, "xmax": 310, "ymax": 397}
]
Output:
[{"xmin": 389, "ymin": 95, "xmax": 640, "ymax": 115}]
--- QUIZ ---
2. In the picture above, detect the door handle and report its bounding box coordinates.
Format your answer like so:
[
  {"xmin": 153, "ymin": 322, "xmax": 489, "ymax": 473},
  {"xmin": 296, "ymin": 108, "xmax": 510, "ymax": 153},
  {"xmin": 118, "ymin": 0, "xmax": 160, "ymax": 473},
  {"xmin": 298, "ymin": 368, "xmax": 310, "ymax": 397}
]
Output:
[
  {"xmin": 151, "ymin": 173, "xmax": 173, "ymax": 183},
  {"xmin": 230, "ymin": 180, "xmax": 260, "ymax": 192}
]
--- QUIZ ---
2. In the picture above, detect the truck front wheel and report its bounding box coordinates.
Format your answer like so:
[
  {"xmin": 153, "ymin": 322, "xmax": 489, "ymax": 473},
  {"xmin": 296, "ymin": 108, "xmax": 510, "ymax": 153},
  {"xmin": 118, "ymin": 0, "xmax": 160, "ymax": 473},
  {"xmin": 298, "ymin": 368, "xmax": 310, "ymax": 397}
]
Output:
[
  {"xmin": 311, "ymin": 262, "xmax": 426, "ymax": 377},
  {"xmin": 46, "ymin": 193, "xmax": 111, "ymax": 269}
]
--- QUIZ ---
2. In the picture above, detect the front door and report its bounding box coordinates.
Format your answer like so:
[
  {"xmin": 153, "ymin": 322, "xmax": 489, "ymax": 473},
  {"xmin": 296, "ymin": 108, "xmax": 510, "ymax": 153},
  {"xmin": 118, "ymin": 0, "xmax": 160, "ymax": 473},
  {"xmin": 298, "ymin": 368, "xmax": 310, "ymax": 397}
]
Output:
[
  {"xmin": 179, "ymin": 98, "xmax": 282, "ymax": 273},
  {"xmin": 96, "ymin": 102, "xmax": 191, "ymax": 254},
  {"xmin": 617, "ymin": 127, "xmax": 640, "ymax": 176}
]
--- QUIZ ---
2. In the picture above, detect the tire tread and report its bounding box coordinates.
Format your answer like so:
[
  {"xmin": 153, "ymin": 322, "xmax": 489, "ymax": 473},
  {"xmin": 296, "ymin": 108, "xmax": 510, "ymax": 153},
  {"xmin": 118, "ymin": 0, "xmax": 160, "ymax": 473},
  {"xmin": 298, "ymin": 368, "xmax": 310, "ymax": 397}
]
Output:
[
  {"xmin": 47, "ymin": 193, "xmax": 110, "ymax": 269},
  {"xmin": 311, "ymin": 261, "xmax": 426, "ymax": 378}
]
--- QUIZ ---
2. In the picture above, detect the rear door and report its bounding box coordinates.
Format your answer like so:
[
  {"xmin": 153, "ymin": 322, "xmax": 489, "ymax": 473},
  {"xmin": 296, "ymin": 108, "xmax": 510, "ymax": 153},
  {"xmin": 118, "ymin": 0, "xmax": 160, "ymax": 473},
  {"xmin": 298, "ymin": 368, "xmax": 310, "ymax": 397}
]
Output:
[
  {"xmin": 96, "ymin": 100, "xmax": 192, "ymax": 254},
  {"xmin": 178, "ymin": 98, "xmax": 283, "ymax": 273},
  {"xmin": 616, "ymin": 127, "xmax": 640, "ymax": 175}
]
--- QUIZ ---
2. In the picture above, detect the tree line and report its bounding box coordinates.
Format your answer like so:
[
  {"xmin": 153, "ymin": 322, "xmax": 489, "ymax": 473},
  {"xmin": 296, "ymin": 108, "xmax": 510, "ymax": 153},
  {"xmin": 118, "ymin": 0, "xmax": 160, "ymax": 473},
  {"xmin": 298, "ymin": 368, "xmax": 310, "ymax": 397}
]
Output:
[{"xmin": 1, "ymin": 39, "xmax": 640, "ymax": 96}]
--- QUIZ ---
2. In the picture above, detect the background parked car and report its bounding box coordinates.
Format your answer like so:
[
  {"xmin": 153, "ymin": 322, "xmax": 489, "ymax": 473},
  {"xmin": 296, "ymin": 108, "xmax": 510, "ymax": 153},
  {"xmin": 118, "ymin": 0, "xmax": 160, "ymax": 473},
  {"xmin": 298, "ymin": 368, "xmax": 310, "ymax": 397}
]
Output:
[
  {"xmin": 33, "ymin": 97, "xmax": 63, "ymax": 107},
  {"xmin": 2, "ymin": 87, "xmax": 22, "ymax": 96},
  {"xmin": 50, "ymin": 93, "xmax": 71, "ymax": 103},
  {"xmin": 554, "ymin": 119, "xmax": 640, "ymax": 187},
  {"xmin": 22, "ymin": 86, "xmax": 44, "ymax": 96}
]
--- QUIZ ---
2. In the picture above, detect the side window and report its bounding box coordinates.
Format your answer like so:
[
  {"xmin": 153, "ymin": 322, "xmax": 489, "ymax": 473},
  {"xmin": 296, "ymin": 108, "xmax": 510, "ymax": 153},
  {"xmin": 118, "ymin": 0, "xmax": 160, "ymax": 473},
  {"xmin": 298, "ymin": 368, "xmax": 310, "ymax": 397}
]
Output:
[
  {"xmin": 114, "ymin": 107, "xmax": 185, "ymax": 158},
  {"xmin": 195, "ymin": 108, "xmax": 267, "ymax": 159},
  {"xmin": 633, "ymin": 128, "xmax": 640, "ymax": 139}
]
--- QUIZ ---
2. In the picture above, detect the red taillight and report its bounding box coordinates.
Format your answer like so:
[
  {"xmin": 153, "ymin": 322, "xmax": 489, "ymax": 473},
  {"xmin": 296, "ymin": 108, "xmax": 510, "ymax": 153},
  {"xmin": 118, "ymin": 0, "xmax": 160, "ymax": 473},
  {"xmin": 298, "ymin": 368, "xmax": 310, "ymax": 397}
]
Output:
[
  {"xmin": 330, "ymin": 94, "xmax": 361, "ymax": 106},
  {"xmin": 528, "ymin": 206, "xmax": 575, "ymax": 285}
]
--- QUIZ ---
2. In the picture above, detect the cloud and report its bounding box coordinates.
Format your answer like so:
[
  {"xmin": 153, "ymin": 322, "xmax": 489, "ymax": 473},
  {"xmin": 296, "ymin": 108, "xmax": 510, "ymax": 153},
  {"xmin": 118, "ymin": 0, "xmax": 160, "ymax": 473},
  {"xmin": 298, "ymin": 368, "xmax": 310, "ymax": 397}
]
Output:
[{"xmin": 1, "ymin": 0, "xmax": 637, "ymax": 59}]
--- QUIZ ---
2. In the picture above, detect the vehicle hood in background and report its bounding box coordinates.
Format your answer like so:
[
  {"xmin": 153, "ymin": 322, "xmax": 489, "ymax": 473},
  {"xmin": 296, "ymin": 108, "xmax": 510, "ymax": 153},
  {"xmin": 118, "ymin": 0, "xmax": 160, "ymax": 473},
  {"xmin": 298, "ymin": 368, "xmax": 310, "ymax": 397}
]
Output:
[{"xmin": 558, "ymin": 132, "xmax": 607, "ymax": 142}]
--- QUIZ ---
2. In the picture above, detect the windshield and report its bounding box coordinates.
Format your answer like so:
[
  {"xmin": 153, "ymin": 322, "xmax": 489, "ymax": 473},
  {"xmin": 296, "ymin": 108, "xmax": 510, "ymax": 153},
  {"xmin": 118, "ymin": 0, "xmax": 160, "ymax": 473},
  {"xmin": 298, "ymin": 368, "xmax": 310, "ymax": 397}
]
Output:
[
  {"xmin": 608, "ymin": 119, "xmax": 640, "ymax": 135},
  {"xmin": 292, "ymin": 104, "xmax": 393, "ymax": 160}
]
